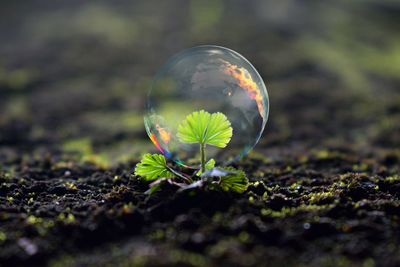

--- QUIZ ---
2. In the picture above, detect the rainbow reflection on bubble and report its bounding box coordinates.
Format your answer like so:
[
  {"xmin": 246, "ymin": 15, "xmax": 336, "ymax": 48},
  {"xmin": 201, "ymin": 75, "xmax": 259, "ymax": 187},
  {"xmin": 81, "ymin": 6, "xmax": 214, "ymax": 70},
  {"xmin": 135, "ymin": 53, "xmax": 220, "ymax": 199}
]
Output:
[{"xmin": 145, "ymin": 116, "xmax": 171, "ymax": 158}]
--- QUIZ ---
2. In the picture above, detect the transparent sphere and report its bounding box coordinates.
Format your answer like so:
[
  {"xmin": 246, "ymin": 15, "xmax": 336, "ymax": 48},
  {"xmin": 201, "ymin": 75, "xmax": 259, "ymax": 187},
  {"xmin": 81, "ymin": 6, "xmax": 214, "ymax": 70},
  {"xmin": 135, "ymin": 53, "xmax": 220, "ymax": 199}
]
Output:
[{"xmin": 145, "ymin": 45, "xmax": 269, "ymax": 168}]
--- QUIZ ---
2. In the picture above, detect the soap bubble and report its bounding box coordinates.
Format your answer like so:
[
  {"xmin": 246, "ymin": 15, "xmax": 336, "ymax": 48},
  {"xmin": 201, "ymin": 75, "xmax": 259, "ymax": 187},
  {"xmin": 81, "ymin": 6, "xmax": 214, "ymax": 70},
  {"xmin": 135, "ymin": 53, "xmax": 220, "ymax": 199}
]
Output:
[{"xmin": 145, "ymin": 45, "xmax": 269, "ymax": 168}]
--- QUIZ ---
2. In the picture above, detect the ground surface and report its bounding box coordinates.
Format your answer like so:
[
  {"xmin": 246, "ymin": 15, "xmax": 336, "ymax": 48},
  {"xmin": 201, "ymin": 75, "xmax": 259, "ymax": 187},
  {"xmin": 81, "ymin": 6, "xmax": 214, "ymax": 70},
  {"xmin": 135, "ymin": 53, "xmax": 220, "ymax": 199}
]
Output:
[{"xmin": 0, "ymin": 1, "xmax": 399, "ymax": 266}]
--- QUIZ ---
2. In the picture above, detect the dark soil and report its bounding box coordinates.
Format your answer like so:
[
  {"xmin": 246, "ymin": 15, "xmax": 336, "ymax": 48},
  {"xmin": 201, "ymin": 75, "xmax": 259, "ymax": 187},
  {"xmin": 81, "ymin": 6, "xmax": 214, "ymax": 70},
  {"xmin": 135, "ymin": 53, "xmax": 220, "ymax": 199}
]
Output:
[{"xmin": 0, "ymin": 1, "xmax": 399, "ymax": 267}]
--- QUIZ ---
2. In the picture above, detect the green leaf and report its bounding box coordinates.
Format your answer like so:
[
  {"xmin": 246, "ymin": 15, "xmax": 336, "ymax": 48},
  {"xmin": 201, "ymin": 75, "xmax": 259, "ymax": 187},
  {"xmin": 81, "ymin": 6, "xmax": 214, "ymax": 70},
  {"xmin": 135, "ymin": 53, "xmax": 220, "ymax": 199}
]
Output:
[
  {"xmin": 134, "ymin": 153, "xmax": 174, "ymax": 181},
  {"xmin": 177, "ymin": 110, "xmax": 232, "ymax": 148},
  {"xmin": 196, "ymin": 158, "xmax": 216, "ymax": 176},
  {"xmin": 219, "ymin": 167, "xmax": 249, "ymax": 193}
]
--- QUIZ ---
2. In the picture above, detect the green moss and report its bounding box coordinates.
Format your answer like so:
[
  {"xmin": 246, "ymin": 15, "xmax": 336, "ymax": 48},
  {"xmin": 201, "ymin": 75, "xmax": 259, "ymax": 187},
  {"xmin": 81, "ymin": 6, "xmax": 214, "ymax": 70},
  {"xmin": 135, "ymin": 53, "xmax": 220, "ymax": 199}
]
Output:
[
  {"xmin": 25, "ymin": 215, "xmax": 55, "ymax": 236},
  {"xmin": 63, "ymin": 138, "xmax": 92, "ymax": 155},
  {"xmin": 57, "ymin": 213, "xmax": 76, "ymax": 224},
  {"xmin": 0, "ymin": 66, "xmax": 37, "ymax": 90},
  {"xmin": 363, "ymin": 258, "xmax": 375, "ymax": 267},
  {"xmin": 80, "ymin": 111, "xmax": 143, "ymax": 131},
  {"xmin": 385, "ymin": 175, "xmax": 400, "ymax": 184},
  {"xmin": 261, "ymin": 203, "xmax": 336, "ymax": 219},
  {"xmin": 289, "ymin": 182, "xmax": 302, "ymax": 190},
  {"xmin": 304, "ymin": 255, "xmax": 353, "ymax": 267},
  {"xmin": 4, "ymin": 97, "xmax": 28, "ymax": 118},
  {"xmin": 27, "ymin": 215, "xmax": 43, "ymax": 225},
  {"xmin": 308, "ymin": 191, "xmax": 336, "ymax": 205},
  {"xmin": 48, "ymin": 255, "xmax": 75, "ymax": 267},
  {"xmin": 148, "ymin": 229, "xmax": 165, "ymax": 240},
  {"xmin": 0, "ymin": 231, "xmax": 6, "ymax": 242},
  {"xmin": 313, "ymin": 149, "xmax": 345, "ymax": 160},
  {"xmin": 122, "ymin": 203, "xmax": 134, "ymax": 214},
  {"xmin": 63, "ymin": 138, "xmax": 111, "ymax": 168},
  {"xmin": 64, "ymin": 181, "xmax": 78, "ymax": 190},
  {"xmin": 352, "ymin": 163, "xmax": 369, "ymax": 172},
  {"xmin": 168, "ymin": 249, "xmax": 208, "ymax": 267},
  {"xmin": 359, "ymin": 39, "xmax": 400, "ymax": 77},
  {"xmin": 248, "ymin": 196, "xmax": 255, "ymax": 203},
  {"xmin": 238, "ymin": 231, "xmax": 250, "ymax": 243},
  {"xmin": 0, "ymin": 170, "xmax": 12, "ymax": 181}
]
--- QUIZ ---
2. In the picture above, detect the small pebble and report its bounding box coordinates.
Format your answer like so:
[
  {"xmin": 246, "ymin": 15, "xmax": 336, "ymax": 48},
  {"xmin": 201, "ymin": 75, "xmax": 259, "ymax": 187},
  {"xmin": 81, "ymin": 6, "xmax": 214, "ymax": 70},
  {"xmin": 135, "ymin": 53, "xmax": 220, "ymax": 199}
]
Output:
[{"xmin": 18, "ymin": 238, "xmax": 38, "ymax": 256}]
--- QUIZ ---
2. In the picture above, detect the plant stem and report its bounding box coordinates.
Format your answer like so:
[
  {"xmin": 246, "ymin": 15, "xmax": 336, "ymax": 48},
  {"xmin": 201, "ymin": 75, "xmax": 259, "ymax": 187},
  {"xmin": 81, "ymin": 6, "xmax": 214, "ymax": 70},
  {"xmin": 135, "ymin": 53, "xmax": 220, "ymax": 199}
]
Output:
[
  {"xmin": 200, "ymin": 142, "xmax": 206, "ymax": 174},
  {"xmin": 166, "ymin": 165, "xmax": 193, "ymax": 184}
]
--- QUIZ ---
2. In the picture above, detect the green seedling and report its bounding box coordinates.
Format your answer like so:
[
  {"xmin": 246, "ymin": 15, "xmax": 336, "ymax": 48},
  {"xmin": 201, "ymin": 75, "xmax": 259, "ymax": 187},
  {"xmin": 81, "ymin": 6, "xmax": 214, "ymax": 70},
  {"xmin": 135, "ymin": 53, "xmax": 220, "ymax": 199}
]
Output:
[
  {"xmin": 134, "ymin": 110, "xmax": 248, "ymax": 194},
  {"xmin": 177, "ymin": 110, "xmax": 232, "ymax": 173}
]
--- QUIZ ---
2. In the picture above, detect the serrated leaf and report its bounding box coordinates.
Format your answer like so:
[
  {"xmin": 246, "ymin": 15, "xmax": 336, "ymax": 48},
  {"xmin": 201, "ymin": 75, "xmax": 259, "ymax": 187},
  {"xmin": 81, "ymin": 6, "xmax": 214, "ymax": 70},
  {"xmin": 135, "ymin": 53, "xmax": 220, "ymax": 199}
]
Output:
[
  {"xmin": 196, "ymin": 158, "xmax": 216, "ymax": 176},
  {"xmin": 219, "ymin": 167, "xmax": 249, "ymax": 193},
  {"xmin": 134, "ymin": 153, "xmax": 174, "ymax": 181},
  {"xmin": 177, "ymin": 110, "xmax": 232, "ymax": 148}
]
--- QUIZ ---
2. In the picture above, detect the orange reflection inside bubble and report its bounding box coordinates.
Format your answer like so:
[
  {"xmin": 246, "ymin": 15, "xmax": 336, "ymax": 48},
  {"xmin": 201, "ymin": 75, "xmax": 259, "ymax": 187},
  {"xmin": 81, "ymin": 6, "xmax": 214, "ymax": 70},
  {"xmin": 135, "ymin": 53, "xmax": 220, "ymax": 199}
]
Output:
[
  {"xmin": 221, "ymin": 60, "xmax": 265, "ymax": 119},
  {"xmin": 156, "ymin": 124, "xmax": 171, "ymax": 144}
]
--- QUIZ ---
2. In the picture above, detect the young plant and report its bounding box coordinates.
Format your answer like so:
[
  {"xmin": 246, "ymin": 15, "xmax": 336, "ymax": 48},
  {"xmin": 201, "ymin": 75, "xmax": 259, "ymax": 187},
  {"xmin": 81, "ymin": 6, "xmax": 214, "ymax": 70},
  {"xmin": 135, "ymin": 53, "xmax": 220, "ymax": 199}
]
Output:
[
  {"xmin": 134, "ymin": 110, "xmax": 248, "ymax": 194},
  {"xmin": 177, "ymin": 110, "xmax": 232, "ymax": 173}
]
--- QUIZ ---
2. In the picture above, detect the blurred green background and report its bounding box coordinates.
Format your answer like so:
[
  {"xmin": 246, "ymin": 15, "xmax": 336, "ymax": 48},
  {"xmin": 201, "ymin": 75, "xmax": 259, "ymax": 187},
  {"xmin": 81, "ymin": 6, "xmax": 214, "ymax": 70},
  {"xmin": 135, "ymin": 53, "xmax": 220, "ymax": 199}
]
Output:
[{"xmin": 0, "ymin": 0, "xmax": 399, "ymax": 166}]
